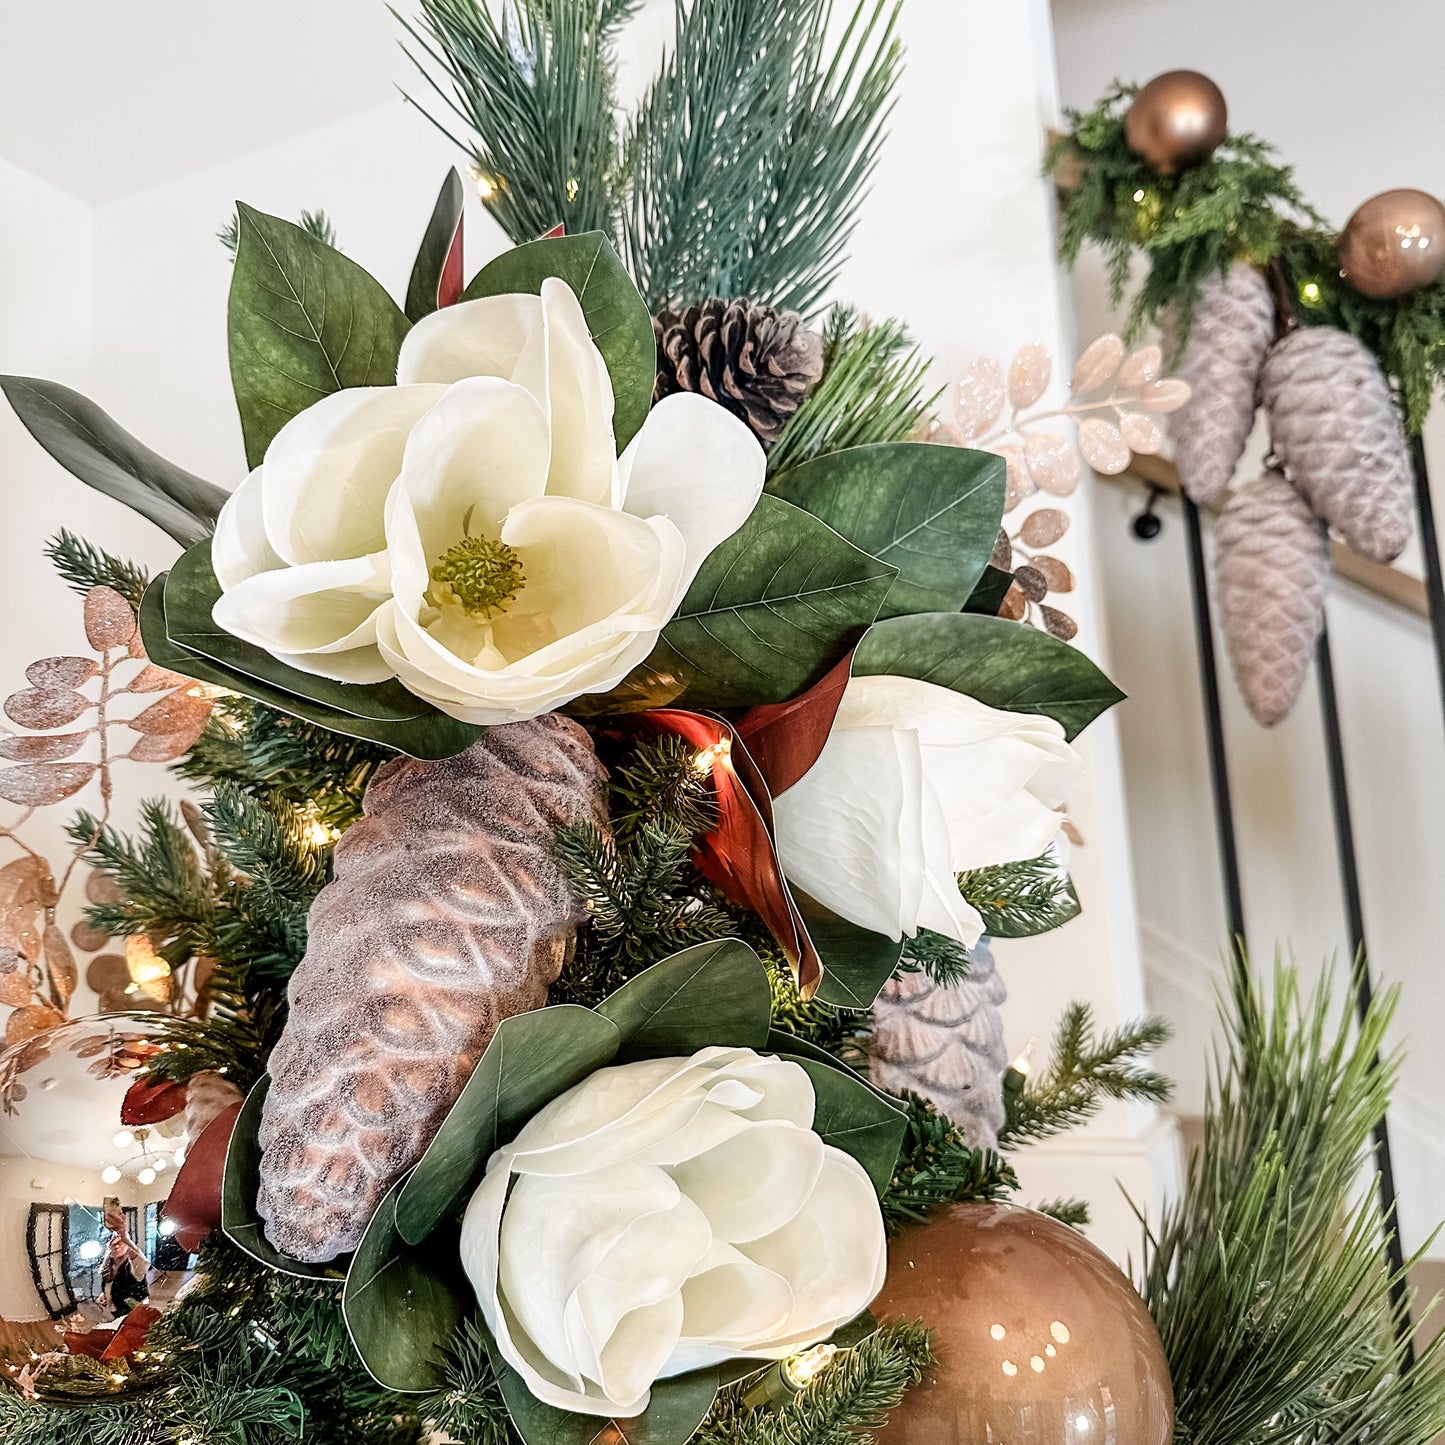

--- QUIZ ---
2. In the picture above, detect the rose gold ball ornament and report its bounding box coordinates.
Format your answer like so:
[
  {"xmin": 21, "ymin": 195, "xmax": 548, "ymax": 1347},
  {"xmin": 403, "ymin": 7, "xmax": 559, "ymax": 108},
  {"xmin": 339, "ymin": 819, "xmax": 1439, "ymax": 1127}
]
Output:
[
  {"xmin": 872, "ymin": 1203, "xmax": 1173, "ymax": 1445},
  {"xmin": 1339, "ymin": 189, "xmax": 1445, "ymax": 299},
  {"xmin": 1125, "ymin": 71, "xmax": 1228, "ymax": 174}
]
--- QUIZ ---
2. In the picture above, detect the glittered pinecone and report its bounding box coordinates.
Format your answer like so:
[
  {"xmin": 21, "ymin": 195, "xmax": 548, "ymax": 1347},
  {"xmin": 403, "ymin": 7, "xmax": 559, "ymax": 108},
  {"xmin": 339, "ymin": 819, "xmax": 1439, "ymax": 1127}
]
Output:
[
  {"xmin": 1260, "ymin": 324, "xmax": 1413, "ymax": 563},
  {"xmin": 654, "ymin": 298, "xmax": 823, "ymax": 447},
  {"xmin": 1166, "ymin": 262, "xmax": 1276, "ymax": 505},
  {"xmin": 1215, "ymin": 468, "xmax": 1330, "ymax": 727},
  {"xmin": 870, "ymin": 939, "xmax": 1008, "ymax": 1150},
  {"xmin": 257, "ymin": 715, "xmax": 609, "ymax": 1262}
]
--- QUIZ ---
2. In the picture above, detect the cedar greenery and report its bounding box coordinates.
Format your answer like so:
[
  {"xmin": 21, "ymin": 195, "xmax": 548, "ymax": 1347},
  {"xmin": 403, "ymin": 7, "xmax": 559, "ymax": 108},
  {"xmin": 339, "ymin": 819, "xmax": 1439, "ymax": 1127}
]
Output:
[
  {"xmin": 881, "ymin": 1093, "xmax": 1018, "ymax": 1233},
  {"xmin": 1053, "ymin": 80, "xmax": 1445, "ymax": 430}
]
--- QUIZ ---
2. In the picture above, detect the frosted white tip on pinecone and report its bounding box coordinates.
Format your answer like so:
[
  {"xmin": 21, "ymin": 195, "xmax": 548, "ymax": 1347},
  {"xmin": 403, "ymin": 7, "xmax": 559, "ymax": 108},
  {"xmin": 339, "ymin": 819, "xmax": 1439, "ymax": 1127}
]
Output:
[
  {"xmin": 256, "ymin": 715, "xmax": 609, "ymax": 1262},
  {"xmin": 870, "ymin": 938, "xmax": 1007, "ymax": 1150},
  {"xmin": 1260, "ymin": 325, "xmax": 1413, "ymax": 564},
  {"xmin": 1215, "ymin": 468, "xmax": 1330, "ymax": 727},
  {"xmin": 1167, "ymin": 262, "xmax": 1276, "ymax": 505}
]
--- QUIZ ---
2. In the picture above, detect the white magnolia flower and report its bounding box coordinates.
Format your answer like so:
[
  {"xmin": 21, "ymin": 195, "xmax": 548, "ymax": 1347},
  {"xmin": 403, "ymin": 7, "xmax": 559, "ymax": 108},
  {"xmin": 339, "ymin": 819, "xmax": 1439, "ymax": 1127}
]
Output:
[
  {"xmin": 772, "ymin": 675, "xmax": 1084, "ymax": 947},
  {"xmin": 459, "ymin": 1046, "xmax": 886, "ymax": 1417},
  {"xmin": 210, "ymin": 278, "xmax": 764, "ymax": 724}
]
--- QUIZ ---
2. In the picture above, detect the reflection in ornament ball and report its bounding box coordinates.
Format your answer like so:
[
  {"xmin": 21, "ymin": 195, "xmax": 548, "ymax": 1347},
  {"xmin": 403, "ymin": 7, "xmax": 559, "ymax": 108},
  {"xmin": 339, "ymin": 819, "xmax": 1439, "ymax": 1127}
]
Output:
[
  {"xmin": 872, "ymin": 1203, "xmax": 1173, "ymax": 1444},
  {"xmin": 1339, "ymin": 189, "xmax": 1445, "ymax": 299},
  {"xmin": 1125, "ymin": 71, "xmax": 1228, "ymax": 174},
  {"xmin": 0, "ymin": 1013, "xmax": 197, "ymax": 1401}
]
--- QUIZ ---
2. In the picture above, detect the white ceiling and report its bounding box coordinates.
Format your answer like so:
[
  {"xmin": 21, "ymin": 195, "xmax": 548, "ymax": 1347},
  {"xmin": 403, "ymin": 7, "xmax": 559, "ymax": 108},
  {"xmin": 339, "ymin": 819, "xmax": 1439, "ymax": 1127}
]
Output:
[{"xmin": 0, "ymin": 1, "xmax": 420, "ymax": 204}]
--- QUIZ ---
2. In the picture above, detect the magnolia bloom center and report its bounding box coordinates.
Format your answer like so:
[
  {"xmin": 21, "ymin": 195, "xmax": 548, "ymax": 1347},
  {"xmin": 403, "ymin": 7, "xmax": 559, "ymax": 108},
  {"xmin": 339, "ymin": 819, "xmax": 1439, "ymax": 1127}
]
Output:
[{"xmin": 428, "ymin": 529, "xmax": 526, "ymax": 617}]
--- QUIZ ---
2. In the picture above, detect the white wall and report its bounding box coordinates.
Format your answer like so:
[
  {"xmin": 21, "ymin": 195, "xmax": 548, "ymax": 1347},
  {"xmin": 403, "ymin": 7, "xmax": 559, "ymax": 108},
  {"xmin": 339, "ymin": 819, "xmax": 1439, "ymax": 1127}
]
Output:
[
  {"xmin": 1053, "ymin": 0, "xmax": 1445, "ymax": 1254},
  {"xmin": 0, "ymin": 0, "xmax": 1166, "ymax": 1261}
]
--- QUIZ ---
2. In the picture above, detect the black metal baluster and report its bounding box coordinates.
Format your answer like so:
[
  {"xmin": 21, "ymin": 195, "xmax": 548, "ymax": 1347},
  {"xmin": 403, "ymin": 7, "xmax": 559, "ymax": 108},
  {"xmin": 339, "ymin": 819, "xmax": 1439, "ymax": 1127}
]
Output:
[
  {"xmin": 1315, "ymin": 623, "xmax": 1413, "ymax": 1358},
  {"xmin": 1410, "ymin": 435, "xmax": 1445, "ymax": 727}
]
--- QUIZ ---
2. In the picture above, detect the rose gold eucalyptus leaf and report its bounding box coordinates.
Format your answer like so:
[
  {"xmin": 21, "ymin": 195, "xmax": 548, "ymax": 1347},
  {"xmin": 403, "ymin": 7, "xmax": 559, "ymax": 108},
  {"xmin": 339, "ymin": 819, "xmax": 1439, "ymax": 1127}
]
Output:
[
  {"xmin": 990, "ymin": 529, "xmax": 1013, "ymax": 572},
  {"xmin": 42, "ymin": 925, "xmax": 77, "ymax": 1008},
  {"xmin": 1119, "ymin": 411, "xmax": 1165, "ymax": 455},
  {"xmin": 1041, "ymin": 605, "xmax": 1079, "ymax": 642},
  {"xmin": 127, "ymin": 690, "xmax": 214, "ymax": 738},
  {"xmin": 124, "ymin": 664, "xmax": 190, "ymax": 694},
  {"xmin": 25, "ymin": 657, "xmax": 97, "ymax": 691},
  {"xmin": 0, "ymin": 732, "xmax": 88, "ymax": 763},
  {"xmin": 994, "ymin": 443, "xmax": 1035, "ymax": 512},
  {"xmin": 83, "ymin": 587, "xmax": 137, "ymax": 652},
  {"xmin": 4, "ymin": 688, "xmax": 91, "ymax": 731},
  {"xmin": 999, "ymin": 583, "xmax": 1029, "ymax": 622},
  {"xmin": 5, "ymin": 1005, "xmax": 63, "ymax": 1046},
  {"xmin": 129, "ymin": 731, "xmax": 202, "ymax": 765},
  {"xmin": 86, "ymin": 953, "xmax": 130, "ymax": 994},
  {"xmin": 71, "ymin": 918, "xmax": 112, "ymax": 953},
  {"xmin": 1078, "ymin": 417, "xmax": 1131, "ymax": 474},
  {"xmin": 0, "ymin": 857, "xmax": 50, "ymax": 913},
  {"xmin": 1031, "ymin": 555, "xmax": 1075, "ymax": 593},
  {"xmin": 1118, "ymin": 344, "xmax": 1163, "ymax": 392},
  {"xmin": 0, "ymin": 761, "xmax": 98, "ymax": 807},
  {"xmin": 0, "ymin": 972, "xmax": 33, "ymax": 1009},
  {"xmin": 1023, "ymin": 432, "xmax": 1081, "ymax": 495},
  {"xmin": 1007, "ymin": 342, "xmax": 1052, "ymax": 409},
  {"xmin": 1013, "ymin": 565, "xmax": 1048, "ymax": 603},
  {"xmin": 1020, "ymin": 508, "xmax": 1070, "ymax": 548},
  {"xmin": 85, "ymin": 869, "xmax": 122, "ymax": 906},
  {"xmin": 1142, "ymin": 378, "xmax": 1191, "ymax": 414},
  {"xmin": 126, "ymin": 631, "xmax": 148, "ymax": 661},
  {"xmin": 1070, "ymin": 335, "xmax": 1126, "ymax": 395},
  {"xmin": 953, "ymin": 358, "xmax": 1006, "ymax": 441}
]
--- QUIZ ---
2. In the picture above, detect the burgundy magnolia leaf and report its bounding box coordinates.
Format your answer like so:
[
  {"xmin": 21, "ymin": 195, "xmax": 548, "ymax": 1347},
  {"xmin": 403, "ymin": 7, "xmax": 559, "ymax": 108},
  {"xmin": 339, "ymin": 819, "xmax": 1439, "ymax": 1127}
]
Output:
[
  {"xmin": 4, "ymin": 688, "xmax": 90, "ymax": 730},
  {"xmin": 99, "ymin": 1304, "xmax": 163, "ymax": 1363},
  {"xmin": 1019, "ymin": 508, "xmax": 1070, "ymax": 548},
  {"xmin": 735, "ymin": 652, "xmax": 853, "ymax": 797},
  {"xmin": 127, "ymin": 688, "xmax": 213, "ymax": 737},
  {"xmin": 0, "ymin": 761, "xmax": 97, "ymax": 807},
  {"xmin": 42, "ymin": 924, "xmax": 77, "ymax": 1008},
  {"xmin": 84, "ymin": 587, "xmax": 137, "ymax": 651},
  {"xmin": 121, "ymin": 1076, "xmax": 190, "ymax": 1126},
  {"xmin": 164, "ymin": 1099, "xmax": 242, "ymax": 1252},
  {"xmin": 124, "ymin": 664, "xmax": 189, "ymax": 694},
  {"xmin": 439, "ymin": 208, "xmax": 466, "ymax": 309},
  {"xmin": 5, "ymin": 1004, "xmax": 63, "ymax": 1046},
  {"xmin": 26, "ymin": 657, "xmax": 97, "ymax": 690},
  {"xmin": 0, "ymin": 731, "xmax": 88, "ymax": 762}
]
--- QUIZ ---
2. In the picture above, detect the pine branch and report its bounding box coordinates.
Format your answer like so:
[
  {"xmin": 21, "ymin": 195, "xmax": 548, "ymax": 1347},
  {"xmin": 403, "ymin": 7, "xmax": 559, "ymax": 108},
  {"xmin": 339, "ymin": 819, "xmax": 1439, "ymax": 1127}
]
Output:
[
  {"xmin": 420, "ymin": 1319, "xmax": 511, "ymax": 1445},
  {"xmin": 958, "ymin": 853, "xmax": 1080, "ymax": 939},
  {"xmin": 769, "ymin": 961, "xmax": 872, "ymax": 1064},
  {"xmin": 896, "ymin": 929, "xmax": 971, "ymax": 988},
  {"xmin": 697, "ymin": 1320, "xmax": 934, "ymax": 1445},
  {"xmin": 220, "ymin": 206, "xmax": 338, "ymax": 257},
  {"xmin": 767, "ymin": 306, "xmax": 935, "ymax": 475},
  {"xmin": 401, "ymin": 0, "xmax": 625, "ymax": 244},
  {"xmin": 999, "ymin": 1001, "xmax": 1170, "ymax": 1147},
  {"xmin": 1036, "ymin": 1196, "xmax": 1091, "ymax": 1227},
  {"xmin": 43, "ymin": 530, "xmax": 148, "ymax": 610},
  {"xmin": 881, "ymin": 1092, "xmax": 1018, "ymax": 1233}
]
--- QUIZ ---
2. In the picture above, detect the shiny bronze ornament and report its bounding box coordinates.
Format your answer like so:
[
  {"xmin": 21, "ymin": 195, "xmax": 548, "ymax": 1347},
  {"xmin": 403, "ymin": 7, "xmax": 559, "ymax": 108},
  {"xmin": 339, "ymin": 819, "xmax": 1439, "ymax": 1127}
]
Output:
[
  {"xmin": 1125, "ymin": 70, "xmax": 1228, "ymax": 174},
  {"xmin": 1339, "ymin": 188, "xmax": 1445, "ymax": 299},
  {"xmin": 872, "ymin": 1203, "xmax": 1173, "ymax": 1445}
]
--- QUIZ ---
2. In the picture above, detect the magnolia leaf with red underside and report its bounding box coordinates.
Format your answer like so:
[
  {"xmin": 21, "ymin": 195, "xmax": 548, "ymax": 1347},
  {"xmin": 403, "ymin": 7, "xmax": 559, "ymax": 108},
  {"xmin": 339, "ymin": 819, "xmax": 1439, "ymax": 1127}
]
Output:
[
  {"xmin": 163, "ymin": 1098, "xmax": 242, "ymax": 1253},
  {"xmin": 122, "ymin": 1074, "xmax": 190, "ymax": 1126}
]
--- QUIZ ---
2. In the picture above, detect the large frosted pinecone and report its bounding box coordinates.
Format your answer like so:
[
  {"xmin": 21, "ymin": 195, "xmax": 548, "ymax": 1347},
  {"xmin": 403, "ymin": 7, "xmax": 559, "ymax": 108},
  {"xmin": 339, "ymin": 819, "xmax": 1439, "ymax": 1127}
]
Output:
[
  {"xmin": 1215, "ymin": 467, "xmax": 1331, "ymax": 727},
  {"xmin": 654, "ymin": 298, "xmax": 823, "ymax": 448},
  {"xmin": 870, "ymin": 939, "xmax": 1008, "ymax": 1150},
  {"xmin": 257, "ymin": 715, "xmax": 609, "ymax": 1262},
  {"xmin": 1260, "ymin": 324, "xmax": 1413, "ymax": 563},
  {"xmin": 1166, "ymin": 262, "xmax": 1277, "ymax": 505}
]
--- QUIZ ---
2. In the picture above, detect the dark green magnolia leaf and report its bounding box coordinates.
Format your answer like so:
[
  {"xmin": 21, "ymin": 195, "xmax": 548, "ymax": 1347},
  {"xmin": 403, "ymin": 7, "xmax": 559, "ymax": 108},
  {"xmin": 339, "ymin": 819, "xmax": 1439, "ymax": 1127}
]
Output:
[
  {"xmin": 0, "ymin": 375, "xmax": 227, "ymax": 545},
  {"xmin": 963, "ymin": 563, "xmax": 1016, "ymax": 617},
  {"xmin": 805, "ymin": 912, "xmax": 903, "ymax": 1011},
  {"xmin": 229, "ymin": 202, "xmax": 412, "ymax": 467},
  {"xmin": 405, "ymin": 170, "xmax": 466, "ymax": 322},
  {"xmin": 767, "ymin": 443, "xmax": 1006, "ymax": 618},
  {"xmin": 343, "ymin": 1179, "xmax": 467, "ymax": 1392},
  {"xmin": 221, "ymin": 1076, "xmax": 339, "ymax": 1280},
  {"xmin": 980, "ymin": 875, "xmax": 1082, "ymax": 938},
  {"xmin": 488, "ymin": 1335, "xmax": 719, "ymax": 1445},
  {"xmin": 854, "ymin": 612, "xmax": 1125, "ymax": 740},
  {"xmin": 598, "ymin": 938, "xmax": 772, "ymax": 1064},
  {"xmin": 787, "ymin": 1057, "xmax": 906, "ymax": 1196},
  {"xmin": 463, "ymin": 232, "xmax": 654, "ymax": 450},
  {"xmin": 395, "ymin": 1006, "xmax": 620, "ymax": 1247},
  {"xmin": 623, "ymin": 496, "xmax": 897, "ymax": 712},
  {"xmin": 155, "ymin": 540, "xmax": 482, "ymax": 759}
]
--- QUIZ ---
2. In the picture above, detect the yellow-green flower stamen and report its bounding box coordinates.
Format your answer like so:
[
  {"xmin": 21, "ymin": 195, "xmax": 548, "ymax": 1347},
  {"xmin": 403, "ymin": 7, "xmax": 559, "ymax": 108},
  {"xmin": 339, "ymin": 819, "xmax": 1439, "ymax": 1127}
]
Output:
[{"xmin": 429, "ymin": 534, "xmax": 525, "ymax": 617}]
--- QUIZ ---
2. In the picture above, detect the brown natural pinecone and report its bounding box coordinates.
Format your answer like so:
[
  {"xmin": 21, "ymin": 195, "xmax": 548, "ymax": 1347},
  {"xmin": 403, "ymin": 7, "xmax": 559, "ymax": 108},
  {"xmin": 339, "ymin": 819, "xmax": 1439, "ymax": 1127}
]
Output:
[
  {"xmin": 654, "ymin": 298, "xmax": 823, "ymax": 447},
  {"xmin": 870, "ymin": 939, "xmax": 1008, "ymax": 1150},
  {"xmin": 1166, "ymin": 262, "xmax": 1276, "ymax": 505},
  {"xmin": 256, "ymin": 715, "xmax": 609, "ymax": 1262},
  {"xmin": 1260, "ymin": 324, "xmax": 1413, "ymax": 563},
  {"xmin": 1215, "ymin": 467, "xmax": 1330, "ymax": 727}
]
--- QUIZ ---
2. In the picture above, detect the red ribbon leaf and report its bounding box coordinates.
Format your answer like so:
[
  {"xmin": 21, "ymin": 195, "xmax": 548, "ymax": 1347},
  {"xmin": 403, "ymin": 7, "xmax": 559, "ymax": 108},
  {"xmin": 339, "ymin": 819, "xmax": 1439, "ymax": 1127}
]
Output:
[
  {"xmin": 161, "ymin": 1099, "xmax": 242, "ymax": 1253},
  {"xmin": 735, "ymin": 651, "xmax": 854, "ymax": 797},
  {"xmin": 121, "ymin": 1075, "xmax": 189, "ymax": 1126},
  {"xmin": 541, "ymin": 222, "xmax": 566, "ymax": 239},
  {"xmin": 438, "ymin": 208, "xmax": 465, "ymax": 310}
]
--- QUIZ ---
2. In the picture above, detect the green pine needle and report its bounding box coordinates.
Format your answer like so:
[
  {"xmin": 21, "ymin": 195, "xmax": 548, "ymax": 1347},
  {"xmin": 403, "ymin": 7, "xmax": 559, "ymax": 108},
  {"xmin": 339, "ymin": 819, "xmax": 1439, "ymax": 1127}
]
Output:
[
  {"xmin": 958, "ymin": 853, "xmax": 1080, "ymax": 939},
  {"xmin": 882, "ymin": 1092, "xmax": 1018, "ymax": 1233},
  {"xmin": 43, "ymin": 530, "xmax": 149, "ymax": 610},
  {"xmin": 220, "ymin": 206, "xmax": 337, "ymax": 257}
]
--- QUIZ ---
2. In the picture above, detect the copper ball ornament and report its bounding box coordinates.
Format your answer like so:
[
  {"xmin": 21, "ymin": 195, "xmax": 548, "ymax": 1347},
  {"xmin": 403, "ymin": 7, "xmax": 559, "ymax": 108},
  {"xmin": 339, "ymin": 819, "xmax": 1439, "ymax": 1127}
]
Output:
[
  {"xmin": 1339, "ymin": 189, "xmax": 1445, "ymax": 299},
  {"xmin": 1125, "ymin": 71, "xmax": 1228, "ymax": 174},
  {"xmin": 872, "ymin": 1203, "xmax": 1173, "ymax": 1445}
]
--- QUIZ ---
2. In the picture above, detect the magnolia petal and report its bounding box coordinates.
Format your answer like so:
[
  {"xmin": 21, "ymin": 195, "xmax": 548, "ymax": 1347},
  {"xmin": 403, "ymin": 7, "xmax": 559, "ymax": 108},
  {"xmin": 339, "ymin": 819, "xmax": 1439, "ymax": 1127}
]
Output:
[
  {"xmin": 672, "ymin": 1242, "xmax": 794, "ymax": 1357},
  {"xmin": 211, "ymin": 553, "xmax": 392, "ymax": 678},
  {"xmin": 396, "ymin": 291, "xmax": 543, "ymax": 386},
  {"xmin": 915, "ymin": 778, "xmax": 986, "ymax": 947},
  {"xmin": 212, "ymin": 468, "xmax": 282, "ymax": 589},
  {"xmin": 671, "ymin": 1120, "xmax": 824, "ymax": 1243},
  {"xmin": 618, "ymin": 392, "xmax": 766, "ymax": 576},
  {"xmin": 262, "ymin": 385, "xmax": 446, "ymax": 566}
]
